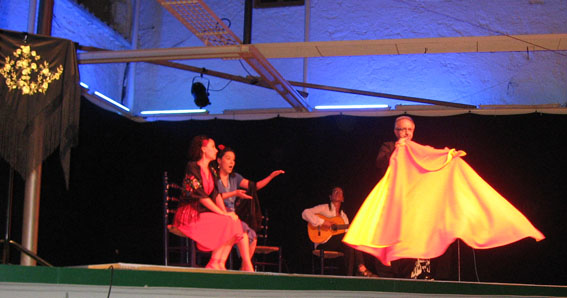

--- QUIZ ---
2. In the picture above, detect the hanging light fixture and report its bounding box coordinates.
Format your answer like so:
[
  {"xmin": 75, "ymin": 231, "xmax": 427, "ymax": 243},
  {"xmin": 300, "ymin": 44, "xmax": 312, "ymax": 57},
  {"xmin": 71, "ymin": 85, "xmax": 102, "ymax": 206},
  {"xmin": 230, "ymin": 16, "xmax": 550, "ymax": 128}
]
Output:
[{"xmin": 191, "ymin": 74, "xmax": 211, "ymax": 108}]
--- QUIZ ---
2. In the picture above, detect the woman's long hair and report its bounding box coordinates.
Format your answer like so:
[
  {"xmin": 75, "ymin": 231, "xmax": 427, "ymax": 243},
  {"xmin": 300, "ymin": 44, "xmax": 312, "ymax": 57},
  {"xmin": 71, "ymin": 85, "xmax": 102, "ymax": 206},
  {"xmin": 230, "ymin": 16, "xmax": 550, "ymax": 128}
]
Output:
[
  {"xmin": 328, "ymin": 187, "xmax": 343, "ymax": 214},
  {"xmin": 188, "ymin": 135, "xmax": 209, "ymax": 161}
]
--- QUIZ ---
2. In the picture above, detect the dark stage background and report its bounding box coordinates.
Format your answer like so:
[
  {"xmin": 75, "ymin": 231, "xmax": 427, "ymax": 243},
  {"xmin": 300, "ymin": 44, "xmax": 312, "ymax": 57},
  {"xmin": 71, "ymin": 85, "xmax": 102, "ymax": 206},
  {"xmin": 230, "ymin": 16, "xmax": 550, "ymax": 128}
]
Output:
[{"xmin": 2, "ymin": 98, "xmax": 566, "ymax": 285}]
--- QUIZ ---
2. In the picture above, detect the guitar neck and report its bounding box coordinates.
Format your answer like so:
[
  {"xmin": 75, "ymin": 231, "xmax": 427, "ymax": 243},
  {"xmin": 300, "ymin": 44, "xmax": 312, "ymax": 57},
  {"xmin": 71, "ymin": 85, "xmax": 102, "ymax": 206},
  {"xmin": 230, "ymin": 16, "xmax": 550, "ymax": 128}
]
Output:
[{"xmin": 333, "ymin": 224, "xmax": 349, "ymax": 230}]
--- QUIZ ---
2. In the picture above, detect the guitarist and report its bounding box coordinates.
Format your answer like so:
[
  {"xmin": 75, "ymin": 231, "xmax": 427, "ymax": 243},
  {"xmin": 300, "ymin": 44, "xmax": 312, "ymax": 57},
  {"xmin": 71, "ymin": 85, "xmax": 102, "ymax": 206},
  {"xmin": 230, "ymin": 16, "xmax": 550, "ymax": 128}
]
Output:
[{"xmin": 302, "ymin": 187, "xmax": 376, "ymax": 277}]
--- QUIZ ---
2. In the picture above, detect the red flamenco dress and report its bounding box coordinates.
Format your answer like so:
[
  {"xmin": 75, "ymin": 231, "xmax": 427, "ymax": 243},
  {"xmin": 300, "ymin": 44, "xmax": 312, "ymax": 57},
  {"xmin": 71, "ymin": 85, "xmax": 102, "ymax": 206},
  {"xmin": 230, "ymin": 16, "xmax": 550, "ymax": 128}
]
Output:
[
  {"xmin": 343, "ymin": 140, "xmax": 545, "ymax": 266},
  {"xmin": 172, "ymin": 161, "xmax": 244, "ymax": 251}
]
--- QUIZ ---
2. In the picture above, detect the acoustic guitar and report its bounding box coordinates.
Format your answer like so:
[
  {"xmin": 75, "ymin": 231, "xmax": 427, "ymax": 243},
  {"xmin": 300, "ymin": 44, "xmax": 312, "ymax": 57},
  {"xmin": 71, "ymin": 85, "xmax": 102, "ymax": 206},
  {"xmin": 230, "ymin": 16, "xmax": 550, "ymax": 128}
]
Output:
[{"xmin": 307, "ymin": 214, "xmax": 349, "ymax": 244}]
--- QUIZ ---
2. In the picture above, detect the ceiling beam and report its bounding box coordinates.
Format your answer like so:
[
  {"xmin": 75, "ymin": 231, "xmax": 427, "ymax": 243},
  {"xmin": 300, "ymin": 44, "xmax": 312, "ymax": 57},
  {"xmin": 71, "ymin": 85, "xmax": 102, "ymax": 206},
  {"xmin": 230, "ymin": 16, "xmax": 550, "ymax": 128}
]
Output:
[
  {"xmin": 77, "ymin": 45, "xmax": 246, "ymax": 64},
  {"xmin": 254, "ymin": 34, "xmax": 567, "ymax": 58},
  {"xmin": 78, "ymin": 34, "xmax": 567, "ymax": 64}
]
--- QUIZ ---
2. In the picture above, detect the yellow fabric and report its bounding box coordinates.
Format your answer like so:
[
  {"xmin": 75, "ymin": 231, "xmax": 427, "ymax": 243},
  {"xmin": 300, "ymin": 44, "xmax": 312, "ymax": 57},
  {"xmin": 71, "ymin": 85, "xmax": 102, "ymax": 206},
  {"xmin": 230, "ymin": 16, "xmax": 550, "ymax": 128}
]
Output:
[{"xmin": 343, "ymin": 140, "xmax": 545, "ymax": 266}]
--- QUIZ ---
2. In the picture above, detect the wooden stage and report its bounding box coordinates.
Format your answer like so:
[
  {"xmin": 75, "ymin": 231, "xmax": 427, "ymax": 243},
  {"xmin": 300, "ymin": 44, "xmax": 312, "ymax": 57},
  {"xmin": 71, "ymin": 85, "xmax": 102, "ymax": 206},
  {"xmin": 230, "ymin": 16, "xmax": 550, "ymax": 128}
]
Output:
[{"xmin": 0, "ymin": 263, "xmax": 566, "ymax": 297}]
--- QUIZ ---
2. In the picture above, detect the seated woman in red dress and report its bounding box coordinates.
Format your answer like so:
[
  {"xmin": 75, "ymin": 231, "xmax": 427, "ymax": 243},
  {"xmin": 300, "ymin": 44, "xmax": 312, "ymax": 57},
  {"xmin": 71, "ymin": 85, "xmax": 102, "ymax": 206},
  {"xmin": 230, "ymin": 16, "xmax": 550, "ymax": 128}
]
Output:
[{"xmin": 171, "ymin": 135, "xmax": 254, "ymax": 271}]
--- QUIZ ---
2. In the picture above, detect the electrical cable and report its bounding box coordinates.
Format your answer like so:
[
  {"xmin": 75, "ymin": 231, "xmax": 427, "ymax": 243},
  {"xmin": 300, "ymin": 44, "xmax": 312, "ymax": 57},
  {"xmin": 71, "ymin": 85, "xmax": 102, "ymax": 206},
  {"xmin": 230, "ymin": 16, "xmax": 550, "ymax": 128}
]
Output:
[
  {"xmin": 398, "ymin": 0, "xmax": 567, "ymax": 58},
  {"xmin": 472, "ymin": 248, "xmax": 480, "ymax": 282},
  {"xmin": 457, "ymin": 239, "xmax": 461, "ymax": 281},
  {"xmin": 120, "ymin": 63, "xmax": 129, "ymax": 104},
  {"xmin": 106, "ymin": 265, "xmax": 114, "ymax": 298},
  {"xmin": 220, "ymin": 17, "xmax": 231, "ymax": 28},
  {"xmin": 238, "ymin": 59, "xmax": 255, "ymax": 77},
  {"xmin": 209, "ymin": 80, "xmax": 233, "ymax": 91}
]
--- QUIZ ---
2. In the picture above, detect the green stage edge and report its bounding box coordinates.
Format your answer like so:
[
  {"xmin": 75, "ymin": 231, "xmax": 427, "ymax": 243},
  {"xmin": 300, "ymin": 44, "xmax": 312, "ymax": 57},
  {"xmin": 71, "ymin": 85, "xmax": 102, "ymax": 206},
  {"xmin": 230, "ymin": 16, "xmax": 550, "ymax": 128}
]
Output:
[{"xmin": 1, "ymin": 264, "xmax": 566, "ymax": 296}]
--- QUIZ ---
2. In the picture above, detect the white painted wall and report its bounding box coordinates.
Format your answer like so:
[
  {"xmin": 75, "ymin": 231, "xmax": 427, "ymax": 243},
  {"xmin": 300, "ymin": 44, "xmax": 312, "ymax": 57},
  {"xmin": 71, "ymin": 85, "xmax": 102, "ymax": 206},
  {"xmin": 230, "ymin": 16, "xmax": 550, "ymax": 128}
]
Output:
[{"xmin": 1, "ymin": 0, "xmax": 566, "ymax": 115}]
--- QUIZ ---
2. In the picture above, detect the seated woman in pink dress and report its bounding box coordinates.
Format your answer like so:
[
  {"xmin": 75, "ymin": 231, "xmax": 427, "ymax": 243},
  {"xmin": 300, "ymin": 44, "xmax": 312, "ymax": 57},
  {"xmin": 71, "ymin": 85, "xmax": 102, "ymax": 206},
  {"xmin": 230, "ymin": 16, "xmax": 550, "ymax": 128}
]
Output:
[{"xmin": 171, "ymin": 135, "xmax": 254, "ymax": 271}]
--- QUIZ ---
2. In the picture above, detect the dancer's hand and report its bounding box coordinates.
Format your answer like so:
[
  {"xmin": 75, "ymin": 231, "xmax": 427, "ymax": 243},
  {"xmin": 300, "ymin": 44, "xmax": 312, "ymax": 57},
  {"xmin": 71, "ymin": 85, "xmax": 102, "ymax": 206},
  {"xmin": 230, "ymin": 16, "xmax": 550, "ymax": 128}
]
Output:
[
  {"xmin": 450, "ymin": 149, "xmax": 467, "ymax": 158},
  {"xmin": 396, "ymin": 137, "xmax": 408, "ymax": 147},
  {"xmin": 234, "ymin": 189, "xmax": 252, "ymax": 199},
  {"xmin": 225, "ymin": 212, "xmax": 239, "ymax": 220},
  {"xmin": 270, "ymin": 170, "xmax": 285, "ymax": 178}
]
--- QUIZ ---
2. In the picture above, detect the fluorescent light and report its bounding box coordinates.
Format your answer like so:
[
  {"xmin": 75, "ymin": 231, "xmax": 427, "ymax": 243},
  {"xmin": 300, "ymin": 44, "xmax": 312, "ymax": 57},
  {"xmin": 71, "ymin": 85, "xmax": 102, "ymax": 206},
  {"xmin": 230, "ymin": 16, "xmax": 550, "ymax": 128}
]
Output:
[
  {"xmin": 315, "ymin": 104, "xmax": 389, "ymax": 110},
  {"xmin": 79, "ymin": 81, "xmax": 89, "ymax": 89},
  {"xmin": 94, "ymin": 91, "xmax": 130, "ymax": 112},
  {"xmin": 140, "ymin": 109, "xmax": 207, "ymax": 115}
]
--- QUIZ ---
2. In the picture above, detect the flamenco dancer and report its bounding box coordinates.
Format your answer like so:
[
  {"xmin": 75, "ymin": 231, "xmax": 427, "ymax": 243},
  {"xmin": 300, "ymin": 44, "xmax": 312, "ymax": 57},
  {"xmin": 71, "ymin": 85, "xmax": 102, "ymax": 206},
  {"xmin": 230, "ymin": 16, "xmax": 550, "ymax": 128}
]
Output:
[{"xmin": 344, "ymin": 116, "xmax": 545, "ymax": 279}]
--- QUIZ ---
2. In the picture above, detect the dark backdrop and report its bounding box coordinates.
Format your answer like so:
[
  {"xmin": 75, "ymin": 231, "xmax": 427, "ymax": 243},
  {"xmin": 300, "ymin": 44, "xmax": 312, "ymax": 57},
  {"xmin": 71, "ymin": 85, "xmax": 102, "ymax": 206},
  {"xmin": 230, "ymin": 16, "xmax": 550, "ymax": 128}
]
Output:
[{"xmin": 1, "ymin": 98, "xmax": 566, "ymax": 285}]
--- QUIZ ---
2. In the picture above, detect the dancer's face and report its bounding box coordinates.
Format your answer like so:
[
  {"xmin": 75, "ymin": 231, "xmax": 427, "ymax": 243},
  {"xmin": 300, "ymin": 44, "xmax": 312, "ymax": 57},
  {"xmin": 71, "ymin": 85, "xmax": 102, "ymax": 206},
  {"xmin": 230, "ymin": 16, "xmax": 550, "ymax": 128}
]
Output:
[
  {"xmin": 201, "ymin": 139, "xmax": 218, "ymax": 161},
  {"xmin": 394, "ymin": 118, "xmax": 415, "ymax": 141},
  {"xmin": 218, "ymin": 151, "xmax": 235, "ymax": 175}
]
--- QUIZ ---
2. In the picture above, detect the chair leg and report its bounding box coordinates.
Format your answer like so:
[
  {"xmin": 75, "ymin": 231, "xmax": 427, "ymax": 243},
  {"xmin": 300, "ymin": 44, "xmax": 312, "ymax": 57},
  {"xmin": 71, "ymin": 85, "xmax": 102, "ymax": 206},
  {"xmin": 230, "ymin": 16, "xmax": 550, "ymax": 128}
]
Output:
[
  {"xmin": 182, "ymin": 238, "xmax": 189, "ymax": 265},
  {"xmin": 312, "ymin": 253, "xmax": 315, "ymax": 274},
  {"xmin": 320, "ymin": 249, "xmax": 325, "ymax": 275},
  {"xmin": 228, "ymin": 248, "xmax": 233, "ymax": 270},
  {"xmin": 190, "ymin": 239, "xmax": 197, "ymax": 267},
  {"xmin": 278, "ymin": 248, "xmax": 282, "ymax": 273}
]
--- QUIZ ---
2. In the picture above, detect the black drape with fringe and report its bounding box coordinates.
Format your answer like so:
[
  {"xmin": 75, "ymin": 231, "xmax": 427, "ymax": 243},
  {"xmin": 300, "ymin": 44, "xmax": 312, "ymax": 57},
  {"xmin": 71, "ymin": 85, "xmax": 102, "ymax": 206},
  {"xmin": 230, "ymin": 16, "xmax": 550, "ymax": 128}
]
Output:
[{"xmin": 0, "ymin": 29, "xmax": 80, "ymax": 187}]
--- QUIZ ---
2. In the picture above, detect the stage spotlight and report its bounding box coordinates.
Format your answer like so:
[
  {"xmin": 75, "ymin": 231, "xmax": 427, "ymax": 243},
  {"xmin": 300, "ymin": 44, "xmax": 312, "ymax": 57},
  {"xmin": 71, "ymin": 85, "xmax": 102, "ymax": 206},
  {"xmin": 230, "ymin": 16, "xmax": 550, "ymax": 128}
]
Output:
[{"xmin": 191, "ymin": 76, "xmax": 211, "ymax": 108}]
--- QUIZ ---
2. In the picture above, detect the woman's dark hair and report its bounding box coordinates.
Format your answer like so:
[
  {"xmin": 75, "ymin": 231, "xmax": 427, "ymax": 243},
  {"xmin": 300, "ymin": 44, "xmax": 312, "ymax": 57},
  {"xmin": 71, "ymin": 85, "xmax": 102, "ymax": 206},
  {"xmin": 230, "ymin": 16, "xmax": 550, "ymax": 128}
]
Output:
[
  {"xmin": 217, "ymin": 145, "xmax": 235, "ymax": 160},
  {"xmin": 211, "ymin": 145, "xmax": 235, "ymax": 172},
  {"xmin": 188, "ymin": 135, "xmax": 209, "ymax": 161}
]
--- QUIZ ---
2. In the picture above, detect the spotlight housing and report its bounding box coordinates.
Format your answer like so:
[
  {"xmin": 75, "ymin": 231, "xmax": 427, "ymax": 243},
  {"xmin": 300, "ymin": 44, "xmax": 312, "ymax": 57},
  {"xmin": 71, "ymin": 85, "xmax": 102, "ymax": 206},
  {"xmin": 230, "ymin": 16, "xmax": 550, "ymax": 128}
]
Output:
[{"xmin": 191, "ymin": 77, "xmax": 210, "ymax": 108}]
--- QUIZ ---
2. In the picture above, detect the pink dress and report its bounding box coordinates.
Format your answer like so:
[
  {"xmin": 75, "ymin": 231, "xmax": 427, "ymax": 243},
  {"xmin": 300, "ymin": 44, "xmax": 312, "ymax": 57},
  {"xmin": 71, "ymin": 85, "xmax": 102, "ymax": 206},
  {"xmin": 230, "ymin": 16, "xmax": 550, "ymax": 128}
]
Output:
[{"xmin": 173, "ymin": 162, "xmax": 244, "ymax": 251}]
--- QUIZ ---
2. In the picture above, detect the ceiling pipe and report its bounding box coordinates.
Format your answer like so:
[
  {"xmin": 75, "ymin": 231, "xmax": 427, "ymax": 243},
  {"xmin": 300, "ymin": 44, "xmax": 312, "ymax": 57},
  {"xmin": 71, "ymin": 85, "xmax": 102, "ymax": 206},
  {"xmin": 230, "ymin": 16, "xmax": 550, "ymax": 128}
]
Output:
[
  {"xmin": 124, "ymin": 0, "xmax": 140, "ymax": 111},
  {"xmin": 36, "ymin": 0, "xmax": 53, "ymax": 35},
  {"xmin": 27, "ymin": 0, "xmax": 38, "ymax": 33},
  {"xmin": 243, "ymin": 0, "xmax": 253, "ymax": 44},
  {"xmin": 21, "ymin": 0, "xmax": 54, "ymax": 267},
  {"xmin": 303, "ymin": 0, "xmax": 310, "ymax": 95},
  {"xmin": 287, "ymin": 80, "xmax": 476, "ymax": 109}
]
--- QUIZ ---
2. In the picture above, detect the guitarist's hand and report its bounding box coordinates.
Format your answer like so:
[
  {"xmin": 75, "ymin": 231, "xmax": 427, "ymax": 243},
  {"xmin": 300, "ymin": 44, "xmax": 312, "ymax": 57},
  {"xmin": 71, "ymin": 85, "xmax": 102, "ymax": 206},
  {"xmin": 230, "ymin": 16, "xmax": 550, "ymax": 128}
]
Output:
[{"xmin": 321, "ymin": 220, "xmax": 334, "ymax": 230}]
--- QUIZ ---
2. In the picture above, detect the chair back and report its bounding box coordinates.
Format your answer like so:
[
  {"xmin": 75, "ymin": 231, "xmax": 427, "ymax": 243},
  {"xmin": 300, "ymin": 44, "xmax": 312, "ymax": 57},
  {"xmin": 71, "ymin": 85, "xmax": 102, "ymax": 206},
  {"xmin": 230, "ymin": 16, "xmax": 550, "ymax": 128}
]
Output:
[
  {"xmin": 164, "ymin": 171, "xmax": 216, "ymax": 267},
  {"xmin": 257, "ymin": 210, "xmax": 269, "ymax": 245},
  {"xmin": 163, "ymin": 171, "xmax": 185, "ymax": 266},
  {"xmin": 253, "ymin": 209, "xmax": 283, "ymax": 272}
]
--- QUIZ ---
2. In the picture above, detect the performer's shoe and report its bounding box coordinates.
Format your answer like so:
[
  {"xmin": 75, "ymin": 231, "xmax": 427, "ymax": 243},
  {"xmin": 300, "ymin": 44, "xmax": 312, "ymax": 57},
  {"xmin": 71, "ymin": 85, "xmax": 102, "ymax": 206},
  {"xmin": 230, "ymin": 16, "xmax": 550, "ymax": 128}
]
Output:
[
  {"xmin": 412, "ymin": 271, "xmax": 434, "ymax": 280},
  {"xmin": 357, "ymin": 265, "xmax": 378, "ymax": 277}
]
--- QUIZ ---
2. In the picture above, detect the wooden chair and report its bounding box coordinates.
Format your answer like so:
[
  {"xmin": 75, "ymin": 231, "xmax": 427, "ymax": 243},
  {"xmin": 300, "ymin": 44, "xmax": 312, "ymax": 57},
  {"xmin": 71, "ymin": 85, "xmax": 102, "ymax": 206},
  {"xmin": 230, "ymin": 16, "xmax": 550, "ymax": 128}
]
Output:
[
  {"xmin": 163, "ymin": 171, "xmax": 211, "ymax": 267},
  {"xmin": 312, "ymin": 246, "xmax": 344, "ymax": 275},
  {"xmin": 252, "ymin": 211, "xmax": 282, "ymax": 272}
]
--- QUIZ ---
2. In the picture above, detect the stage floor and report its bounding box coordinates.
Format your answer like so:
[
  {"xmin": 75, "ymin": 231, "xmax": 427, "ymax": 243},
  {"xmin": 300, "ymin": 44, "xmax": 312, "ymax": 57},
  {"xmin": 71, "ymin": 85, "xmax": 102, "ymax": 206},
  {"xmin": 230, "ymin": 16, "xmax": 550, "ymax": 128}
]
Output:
[{"xmin": 1, "ymin": 263, "xmax": 566, "ymax": 297}]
